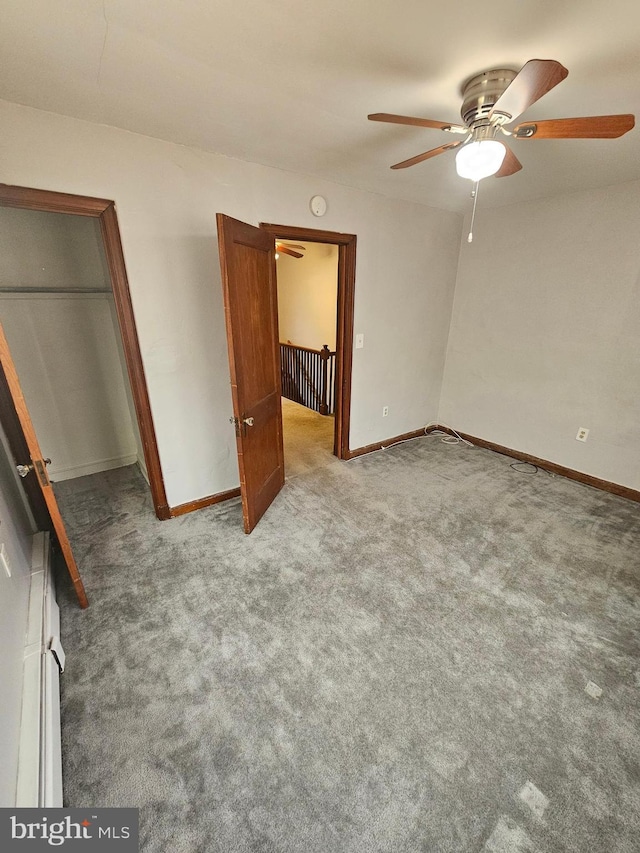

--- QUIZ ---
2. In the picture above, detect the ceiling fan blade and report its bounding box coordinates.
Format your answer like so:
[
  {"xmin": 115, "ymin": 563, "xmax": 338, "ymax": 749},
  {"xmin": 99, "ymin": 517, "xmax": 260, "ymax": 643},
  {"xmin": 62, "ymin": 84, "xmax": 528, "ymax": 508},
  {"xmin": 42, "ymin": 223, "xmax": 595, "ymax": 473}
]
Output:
[
  {"xmin": 390, "ymin": 141, "xmax": 463, "ymax": 170},
  {"xmin": 490, "ymin": 59, "xmax": 568, "ymax": 122},
  {"xmin": 494, "ymin": 145, "xmax": 522, "ymax": 178},
  {"xmin": 512, "ymin": 114, "xmax": 635, "ymax": 139},
  {"xmin": 277, "ymin": 246, "xmax": 304, "ymax": 259},
  {"xmin": 369, "ymin": 113, "xmax": 467, "ymax": 133},
  {"xmin": 277, "ymin": 243, "xmax": 306, "ymax": 251}
]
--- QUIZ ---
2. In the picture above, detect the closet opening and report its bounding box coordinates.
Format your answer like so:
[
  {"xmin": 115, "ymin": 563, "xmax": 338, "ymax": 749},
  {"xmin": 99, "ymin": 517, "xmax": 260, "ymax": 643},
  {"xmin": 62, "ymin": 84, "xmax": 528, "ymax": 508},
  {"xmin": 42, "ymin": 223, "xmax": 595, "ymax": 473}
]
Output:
[{"xmin": 0, "ymin": 185, "xmax": 168, "ymax": 523}]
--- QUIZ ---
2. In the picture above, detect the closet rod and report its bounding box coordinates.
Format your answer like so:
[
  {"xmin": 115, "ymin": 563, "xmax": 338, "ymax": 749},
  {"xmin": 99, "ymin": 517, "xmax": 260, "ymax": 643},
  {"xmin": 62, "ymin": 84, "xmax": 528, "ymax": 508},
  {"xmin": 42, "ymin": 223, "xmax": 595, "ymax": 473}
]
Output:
[{"xmin": 0, "ymin": 287, "xmax": 112, "ymax": 294}]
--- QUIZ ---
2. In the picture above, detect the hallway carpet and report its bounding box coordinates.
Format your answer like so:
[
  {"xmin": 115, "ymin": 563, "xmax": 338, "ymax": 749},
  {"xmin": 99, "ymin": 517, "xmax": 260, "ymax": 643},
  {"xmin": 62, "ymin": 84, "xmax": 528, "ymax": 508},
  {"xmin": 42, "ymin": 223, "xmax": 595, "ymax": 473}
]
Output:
[
  {"xmin": 281, "ymin": 397, "xmax": 336, "ymax": 481},
  {"xmin": 54, "ymin": 428, "xmax": 640, "ymax": 852}
]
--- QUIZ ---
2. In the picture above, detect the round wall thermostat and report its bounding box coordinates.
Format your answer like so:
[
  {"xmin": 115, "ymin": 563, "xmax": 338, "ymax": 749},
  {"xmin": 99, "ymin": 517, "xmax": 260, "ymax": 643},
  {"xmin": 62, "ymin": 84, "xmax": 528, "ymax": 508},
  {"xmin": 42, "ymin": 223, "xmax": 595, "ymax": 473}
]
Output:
[{"xmin": 310, "ymin": 195, "xmax": 327, "ymax": 216}]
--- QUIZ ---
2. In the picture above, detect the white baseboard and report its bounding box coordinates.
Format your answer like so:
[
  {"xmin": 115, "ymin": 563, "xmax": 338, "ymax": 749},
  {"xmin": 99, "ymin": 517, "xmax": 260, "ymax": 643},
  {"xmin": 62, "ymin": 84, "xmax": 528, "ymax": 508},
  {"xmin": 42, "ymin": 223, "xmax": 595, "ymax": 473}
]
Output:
[
  {"xmin": 49, "ymin": 452, "xmax": 138, "ymax": 481},
  {"xmin": 16, "ymin": 532, "xmax": 63, "ymax": 807}
]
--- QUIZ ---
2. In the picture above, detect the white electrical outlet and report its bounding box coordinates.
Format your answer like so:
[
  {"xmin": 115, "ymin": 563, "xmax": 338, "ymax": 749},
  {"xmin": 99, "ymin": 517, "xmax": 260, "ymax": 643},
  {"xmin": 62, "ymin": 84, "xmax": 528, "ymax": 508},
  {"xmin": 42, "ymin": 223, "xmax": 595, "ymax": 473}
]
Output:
[
  {"xmin": 382, "ymin": 406, "xmax": 389, "ymax": 417},
  {"xmin": 355, "ymin": 333, "xmax": 364, "ymax": 349},
  {"xmin": 576, "ymin": 427, "xmax": 589, "ymax": 442}
]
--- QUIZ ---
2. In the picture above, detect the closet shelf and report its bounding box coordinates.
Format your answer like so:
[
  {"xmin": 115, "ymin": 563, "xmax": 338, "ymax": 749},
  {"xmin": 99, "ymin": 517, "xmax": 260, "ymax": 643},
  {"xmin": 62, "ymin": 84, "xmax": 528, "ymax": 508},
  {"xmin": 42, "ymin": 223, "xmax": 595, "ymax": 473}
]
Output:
[{"xmin": 0, "ymin": 287, "xmax": 111, "ymax": 294}]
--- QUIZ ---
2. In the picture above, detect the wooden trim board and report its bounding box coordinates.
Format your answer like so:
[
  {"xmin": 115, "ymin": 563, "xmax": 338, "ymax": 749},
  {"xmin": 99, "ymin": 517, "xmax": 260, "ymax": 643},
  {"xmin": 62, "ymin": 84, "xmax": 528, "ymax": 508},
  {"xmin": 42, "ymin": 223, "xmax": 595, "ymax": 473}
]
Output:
[
  {"xmin": 349, "ymin": 422, "xmax": 639, "ymax": 503},
  {"xmin": 347, "ymin": 429, "xmax": 426, "ymax": 459},
  {"xmin": 427, "ymin": 425, "xmax": 640, "ymax": 504},
  {"xmin": 259, "ymin": 223, "xmax": 356, "ymax": 461},
  {"xmin": 99, "ymin": 202, "xmax": 170, "ymax": 519},
  {"xmin": 0, "ymin": 184, "xmax": 170, "ymax": 521},
  {"xmin": 169, "ymin": 487, "xmax": 241, "ymax": 517},
  {"xmin": 169, "ymin": 423, "xmax": 639, "ymax": 515}
]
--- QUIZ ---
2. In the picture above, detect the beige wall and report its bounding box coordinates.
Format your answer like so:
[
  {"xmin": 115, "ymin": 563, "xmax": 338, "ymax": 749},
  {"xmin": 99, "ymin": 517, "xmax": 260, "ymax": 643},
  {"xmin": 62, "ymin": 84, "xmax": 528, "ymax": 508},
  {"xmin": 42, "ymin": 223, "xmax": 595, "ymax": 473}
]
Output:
[
  {"xmin": 0, "ymin": 99, "xmax": 463, "ymax": 504},
  {"xmin": 0, "ymin": 99, "xmax": 635, "ymax": 500},
  {"xmin": 0, "ymin": 294, "xmax": 139, "ymax": 480},
  {"xmin": 277, "ymin": 242, "xmax": 338, "ymax": 351},
  {"xmin": 439, "ymin": 179, "xmax": 640, "ymax": 491},
  {"xmin": 0, "ymin": 208, "xmax": 109, "ymax": 290}
]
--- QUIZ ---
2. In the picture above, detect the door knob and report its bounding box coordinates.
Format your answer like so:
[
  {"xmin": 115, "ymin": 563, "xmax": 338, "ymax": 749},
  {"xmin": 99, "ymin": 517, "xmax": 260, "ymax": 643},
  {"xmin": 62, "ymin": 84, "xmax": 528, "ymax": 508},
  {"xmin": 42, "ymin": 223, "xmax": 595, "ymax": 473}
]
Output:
[
  {"xmin": 16, "ymin": 458, "xmax": 50, "ymax": 478},
  {"xmin": 229, "ymin": 415, "xmax": 254, "ymax": 433}
]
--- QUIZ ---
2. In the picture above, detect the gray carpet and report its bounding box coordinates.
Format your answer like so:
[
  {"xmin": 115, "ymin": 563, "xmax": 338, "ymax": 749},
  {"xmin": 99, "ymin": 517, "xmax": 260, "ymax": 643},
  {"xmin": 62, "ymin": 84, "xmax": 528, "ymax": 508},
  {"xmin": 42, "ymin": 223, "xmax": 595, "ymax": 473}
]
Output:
[{"xmin": 53, "ymin": 415, "xmax": 640, "ymax": 853}]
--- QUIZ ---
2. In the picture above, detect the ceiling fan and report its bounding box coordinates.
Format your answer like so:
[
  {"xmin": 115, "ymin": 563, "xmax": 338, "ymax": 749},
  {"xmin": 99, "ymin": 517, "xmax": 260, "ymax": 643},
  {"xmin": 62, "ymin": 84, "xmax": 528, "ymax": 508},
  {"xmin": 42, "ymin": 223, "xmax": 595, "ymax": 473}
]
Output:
[
  {"xmin": 275, "ymin": 241, "xmax": 306, "ymax": 259},
  {"xmin": 369, "ymin": 59, "xmax": 635, "ymax": 181}
]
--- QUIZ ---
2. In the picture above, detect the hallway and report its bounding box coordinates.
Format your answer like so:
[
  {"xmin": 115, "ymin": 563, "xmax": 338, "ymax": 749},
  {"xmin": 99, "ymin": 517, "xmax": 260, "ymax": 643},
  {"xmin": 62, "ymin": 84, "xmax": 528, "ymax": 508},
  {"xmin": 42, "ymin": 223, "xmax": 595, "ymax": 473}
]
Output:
[{"xmin": 281, "ymin": 397, "xmax": 336, "ymax": 480}]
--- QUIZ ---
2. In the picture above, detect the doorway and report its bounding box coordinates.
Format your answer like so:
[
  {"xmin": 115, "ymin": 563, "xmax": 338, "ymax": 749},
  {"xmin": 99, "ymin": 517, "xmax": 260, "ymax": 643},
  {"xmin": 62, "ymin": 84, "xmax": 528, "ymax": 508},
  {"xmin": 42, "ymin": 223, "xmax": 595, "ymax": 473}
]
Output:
[
  {"xmin": 275, "ymin": 240, "xmax": 339, "ymax": 478},
  {"xmin": 0, "ymin": 185, "xmax": 169, "ymax": 521},
  {"xmin": 260, "ymin": 223, "xmax": 356, "ymax": 462},
  {"xmin": 216, "ymin": 216, "xmax": 356, "ymax": 533}
]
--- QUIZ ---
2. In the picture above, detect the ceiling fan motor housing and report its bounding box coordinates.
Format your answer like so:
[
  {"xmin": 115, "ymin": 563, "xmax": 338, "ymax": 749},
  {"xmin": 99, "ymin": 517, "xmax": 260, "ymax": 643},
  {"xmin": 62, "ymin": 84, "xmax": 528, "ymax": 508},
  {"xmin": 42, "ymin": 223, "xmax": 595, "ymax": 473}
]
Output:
[{"xmin": 460, "ymin": 68, "xmax": 517, "ymax": 126}]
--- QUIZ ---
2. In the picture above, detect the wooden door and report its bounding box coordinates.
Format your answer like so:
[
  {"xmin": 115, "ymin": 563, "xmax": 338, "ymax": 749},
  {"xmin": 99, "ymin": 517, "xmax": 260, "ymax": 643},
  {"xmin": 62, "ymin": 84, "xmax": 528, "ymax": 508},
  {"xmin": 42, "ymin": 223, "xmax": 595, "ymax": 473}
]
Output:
[
  {"xmin": 216, "ymin": 214, "xmax": 285, "ymax": 533},
  {"xmin": 0, "ymin": 363, "xmax": 52, "ymax": 532},
  {"xmin": 0, "ymin": 321, "xmax": 88, "ymax": 608}
]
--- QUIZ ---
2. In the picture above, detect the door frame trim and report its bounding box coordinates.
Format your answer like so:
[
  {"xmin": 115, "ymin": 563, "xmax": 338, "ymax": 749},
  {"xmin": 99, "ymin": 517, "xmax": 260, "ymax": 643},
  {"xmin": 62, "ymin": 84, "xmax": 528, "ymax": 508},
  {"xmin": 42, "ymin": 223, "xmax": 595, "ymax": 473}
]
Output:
[
  {"xmin": 0, "ymin": 184, "xmax": 170, "ymax": 520},
  {"xmin": 259, "ymin": 223, "xmax": 356, "ymax": 459}
]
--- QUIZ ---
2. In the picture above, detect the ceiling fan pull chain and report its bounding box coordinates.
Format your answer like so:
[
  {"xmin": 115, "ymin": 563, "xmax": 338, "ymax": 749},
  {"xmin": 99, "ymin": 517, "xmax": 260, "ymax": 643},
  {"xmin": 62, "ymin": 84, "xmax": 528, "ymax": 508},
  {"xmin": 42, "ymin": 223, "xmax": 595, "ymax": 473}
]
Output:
[{"xmin": 468, "ymin": 181, "xmax": 479, "ymax": 243}]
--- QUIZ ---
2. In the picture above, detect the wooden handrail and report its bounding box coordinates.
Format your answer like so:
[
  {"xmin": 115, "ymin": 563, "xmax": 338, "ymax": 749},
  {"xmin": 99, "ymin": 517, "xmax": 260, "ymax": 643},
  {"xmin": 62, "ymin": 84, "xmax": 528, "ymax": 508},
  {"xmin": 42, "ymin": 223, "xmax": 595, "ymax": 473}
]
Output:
[
  {"xmin": 280, "ymin": 342, "xmax": 336, "ymax": 416},
  {"xmin": 280, "ymin": 341, "xmax": 336, "ymax": 357}
]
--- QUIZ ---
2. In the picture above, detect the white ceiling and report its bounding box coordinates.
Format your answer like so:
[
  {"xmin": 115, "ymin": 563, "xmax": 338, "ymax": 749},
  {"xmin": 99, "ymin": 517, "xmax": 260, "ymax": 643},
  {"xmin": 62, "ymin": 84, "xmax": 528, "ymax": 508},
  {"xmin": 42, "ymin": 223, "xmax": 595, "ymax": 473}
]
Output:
[{"xmin": 2, "ymin": 0, "xmax": 639, "ymax": 213}]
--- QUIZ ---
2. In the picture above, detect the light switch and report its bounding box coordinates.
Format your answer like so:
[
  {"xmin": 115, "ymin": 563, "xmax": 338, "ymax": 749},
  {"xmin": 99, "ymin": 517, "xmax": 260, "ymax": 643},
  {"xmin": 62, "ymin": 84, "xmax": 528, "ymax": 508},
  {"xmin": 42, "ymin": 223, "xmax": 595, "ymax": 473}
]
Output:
[{"xmin": 355, "ymin": 333, "xmax": 364, "ymax": 349}]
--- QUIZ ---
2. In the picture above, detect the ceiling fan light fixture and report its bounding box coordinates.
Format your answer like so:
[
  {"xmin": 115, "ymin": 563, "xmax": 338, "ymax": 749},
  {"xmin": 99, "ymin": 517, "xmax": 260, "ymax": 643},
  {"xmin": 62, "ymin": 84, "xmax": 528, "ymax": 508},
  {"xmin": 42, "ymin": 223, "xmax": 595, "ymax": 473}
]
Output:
[{"xmin": 455, "ymin": 139, "xmax": 506, "ymax": 181}]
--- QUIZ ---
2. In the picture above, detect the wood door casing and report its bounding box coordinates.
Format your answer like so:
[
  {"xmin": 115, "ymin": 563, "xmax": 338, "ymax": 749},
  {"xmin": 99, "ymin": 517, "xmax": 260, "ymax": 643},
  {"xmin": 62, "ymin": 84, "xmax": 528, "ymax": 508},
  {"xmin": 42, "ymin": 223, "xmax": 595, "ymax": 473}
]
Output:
[
  {"xmin": 259, "ymin": 223, "xmax": 356, "ymax": 459},
  {"xmin": 0, "ymin": 184, "xmax": 170, "ymax": 520},
  {"xmin": 217, "ymin": 214, "xmax": 285, "ymax": 533}
]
